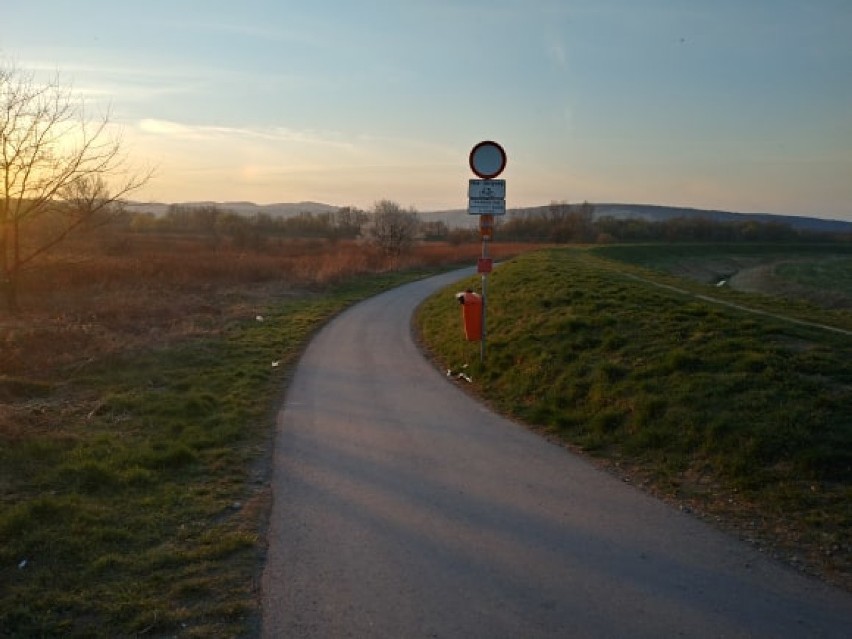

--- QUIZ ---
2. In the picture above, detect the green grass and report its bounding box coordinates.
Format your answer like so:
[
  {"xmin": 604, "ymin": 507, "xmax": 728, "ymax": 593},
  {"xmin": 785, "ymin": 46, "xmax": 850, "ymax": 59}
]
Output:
[
  {"xmin": 416, "ymin": 247, "xmax": 852, "ymax": 586},
  {"xmin": 776, "ymin": 257, "xmax": 852, "ymax": 295},
  {"xmin": 590, "ymin": 242, "xmax": 852, "ymax": 330},
  {"xmin": 0, "ymin": 269, "xmax": 435, "ymax": 638},
  {"xmin": 592, "ymin": 241, "xmax": 852, "ymax": 270}
]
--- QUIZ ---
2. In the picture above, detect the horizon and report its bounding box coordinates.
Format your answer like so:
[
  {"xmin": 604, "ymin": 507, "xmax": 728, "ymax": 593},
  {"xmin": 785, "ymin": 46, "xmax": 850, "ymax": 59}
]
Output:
[
  {"xmin": 4, "ymin": 1, "xmax": 851, "ymax": 222},
  {"xmin": 127, "ymin": 198, "xmax": 852, "ymax": 226}
]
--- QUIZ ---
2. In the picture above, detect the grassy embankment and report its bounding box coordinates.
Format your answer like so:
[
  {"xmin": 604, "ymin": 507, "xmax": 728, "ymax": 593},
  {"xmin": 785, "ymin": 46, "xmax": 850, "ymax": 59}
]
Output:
[
  {"xmin": 416, "ymin": 244, "xmax": 852, "ymax": 590},
  {"xmin": 0, "ymin": 236, "xmax": 529, "ymax": 638}
]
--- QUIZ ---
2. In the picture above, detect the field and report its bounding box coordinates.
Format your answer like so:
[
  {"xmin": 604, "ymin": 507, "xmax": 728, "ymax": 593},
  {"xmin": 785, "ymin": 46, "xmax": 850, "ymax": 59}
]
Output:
[
  {"xmin": 0, "ymin": 233, "xmax": 531, "ymax": 637},
  {"xmin": 416, "ymin": 244, "xmax": 851, "ymax": 591},
  {"xmin": 593, "ymin": 243, "xmax": 852, "ymax": 312},
  {"xmin": 3, "ymin": 237, "xmax": 850, "ymax": 635}
]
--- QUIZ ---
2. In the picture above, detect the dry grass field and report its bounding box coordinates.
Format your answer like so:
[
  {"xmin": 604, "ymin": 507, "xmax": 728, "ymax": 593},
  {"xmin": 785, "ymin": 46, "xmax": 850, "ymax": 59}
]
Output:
[
  {"xmin": 3, "ymin": 232, "xmax": 539, "ymax": 446},
  {"xmin": 2, "ymin": 233, "xmax": 522, "ymax": 382}
]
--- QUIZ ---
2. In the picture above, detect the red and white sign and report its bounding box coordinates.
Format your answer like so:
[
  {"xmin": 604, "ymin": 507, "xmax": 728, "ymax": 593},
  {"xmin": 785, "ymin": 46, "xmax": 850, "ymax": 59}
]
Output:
[
  {"xmin": 469, "ymin": 141, "xmax": 507, "ymax": 179},
  {"xmin": 477, "ymin": 257, "xmax": 493, "ymax": 273},
  {"xmin": 479, "ymin": 214, "xmax": 494, "ymax": 239}
]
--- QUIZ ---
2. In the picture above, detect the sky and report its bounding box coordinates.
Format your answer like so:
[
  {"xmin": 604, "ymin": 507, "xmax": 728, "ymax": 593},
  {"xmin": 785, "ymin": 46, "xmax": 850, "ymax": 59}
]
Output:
[{"xmin": 3, "ymin": 0, "xmax": 852, "ymax": 220}]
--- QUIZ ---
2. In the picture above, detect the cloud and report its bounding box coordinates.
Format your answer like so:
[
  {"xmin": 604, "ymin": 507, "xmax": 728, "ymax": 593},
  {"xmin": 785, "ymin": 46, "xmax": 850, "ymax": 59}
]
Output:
[
  {"xmin": 138, "ymin": 119, "xmax": 218, "ymax": 140},
  {"xmin": 19, "ymin": 56, "xmax": 211, "ymax": 106},
  {"xmin": 136, "ymin": 118, "xmax": 353, "ymax": 150},
  {"xmin": 127, "ymin": 116, "xmax": 474, "ymax": 209},
  {"xmin": 134, "ymin": 119, "xmax": 464, "ymax": 171}
]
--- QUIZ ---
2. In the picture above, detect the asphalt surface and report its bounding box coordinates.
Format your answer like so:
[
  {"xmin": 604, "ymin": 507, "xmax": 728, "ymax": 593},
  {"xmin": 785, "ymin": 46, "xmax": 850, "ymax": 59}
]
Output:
[{"xmin": 261, "ymin": 269, "xmax": 852, "ymax": 638}]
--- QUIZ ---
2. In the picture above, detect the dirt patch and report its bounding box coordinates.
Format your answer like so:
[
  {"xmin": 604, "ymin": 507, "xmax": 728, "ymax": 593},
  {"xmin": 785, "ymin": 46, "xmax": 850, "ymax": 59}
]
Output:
[
  {"xmin": 729, "ymin": 261, "xmax": 852, "ymax": 309},
  {"xmin": 665, "ymin": 255, "xmax": 852, "ymax": 309},
  {"xmin": 664, "ymin": 256, "xmax": 759, "ymax": 285},
  {"xmin": 727, "ymin": 263, "xmax": 777, "ymax": 292}
]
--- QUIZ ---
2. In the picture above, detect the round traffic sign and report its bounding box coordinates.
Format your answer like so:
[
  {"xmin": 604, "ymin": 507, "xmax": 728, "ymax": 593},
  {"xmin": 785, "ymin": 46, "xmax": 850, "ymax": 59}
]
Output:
[{"xmin": 469, "ymin": 140, "xmax": 507, "ymax": 179}]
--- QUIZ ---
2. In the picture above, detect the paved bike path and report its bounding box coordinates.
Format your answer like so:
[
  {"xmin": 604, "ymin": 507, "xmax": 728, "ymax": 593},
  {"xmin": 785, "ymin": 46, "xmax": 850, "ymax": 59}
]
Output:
[{"xmin": 262, "ymin": 269, "xmax": 852, "ymax": 638}]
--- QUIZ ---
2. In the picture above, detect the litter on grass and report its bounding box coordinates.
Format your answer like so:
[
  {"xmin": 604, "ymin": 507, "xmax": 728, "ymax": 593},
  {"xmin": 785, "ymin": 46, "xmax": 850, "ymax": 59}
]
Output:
[{"xmin": 446, "ymin": 364, "xmax": 472, "ymax": 383}]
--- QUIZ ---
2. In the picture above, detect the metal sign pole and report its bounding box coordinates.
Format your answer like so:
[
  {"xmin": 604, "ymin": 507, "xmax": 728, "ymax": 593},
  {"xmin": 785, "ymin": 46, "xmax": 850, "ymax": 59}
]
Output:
[
  {"xmin": 481, "ymin": 235, "xmax": 488, "ymax": 363},
  {"xmin": 468, "ymin": 140, "xmax": 507, "ymax": 366}
]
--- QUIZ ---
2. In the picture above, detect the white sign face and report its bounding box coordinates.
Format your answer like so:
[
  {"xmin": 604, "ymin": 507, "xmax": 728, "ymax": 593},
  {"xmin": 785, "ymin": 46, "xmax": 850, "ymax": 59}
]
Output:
[
  {"xmin": 468, "ymin": 179, "xmax": 506, "ymax": 199},
  {"xmin": 469, "ymin": 141, "xmax": 507, "ymax": 179},
  {"xmin": 468, "ymin": 198, "xmax": 506, "ymax": 215}
]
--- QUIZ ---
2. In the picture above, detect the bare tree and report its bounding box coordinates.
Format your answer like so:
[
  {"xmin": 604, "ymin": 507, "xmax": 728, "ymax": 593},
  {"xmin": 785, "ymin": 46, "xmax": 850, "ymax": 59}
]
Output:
[
  {"xmin": 1, "ymin": 60, "xmax": 152, "ymax": 311},
  {"xmin": 548, "ymin": 200, "xmax": 572, "ymax": 224},
  {"xmin": 547, "ymin": 200, "xmax": 595, "ymax": 243},
  {"xmin": 367, "ymin": 199, "xmax": 419, "ymax": 257},
  {"xmin": 333, "ymin": 206, "xmax": 369, "ymax": 239}
]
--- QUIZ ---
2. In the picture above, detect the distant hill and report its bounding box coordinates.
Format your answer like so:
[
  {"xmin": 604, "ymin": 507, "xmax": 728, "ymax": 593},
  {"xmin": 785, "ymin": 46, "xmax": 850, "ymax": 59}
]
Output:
[
  {"xmin": 454, "ymin": 203, "xmax": 852, "ymax": 234},
  {"xmin": 419, "ymin": 209, "xmax": 480, "ymax": 229},
  {"xmin": 125, "ymin": 200, "xmax": 852, "ymax": 235},
  {"xmin": 125, "ymin": 201, "xmax": 339, "ymax": 218},
  {"xmin": 590, "ymin": 204, "xmax": 852, "ymax": 234}
]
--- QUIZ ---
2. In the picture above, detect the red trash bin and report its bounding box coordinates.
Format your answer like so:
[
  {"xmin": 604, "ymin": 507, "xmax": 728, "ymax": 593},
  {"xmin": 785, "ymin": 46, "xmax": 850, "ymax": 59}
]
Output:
[{"xmin": 456, "ymin": 289, "xmax": 482, "ymax": 341}]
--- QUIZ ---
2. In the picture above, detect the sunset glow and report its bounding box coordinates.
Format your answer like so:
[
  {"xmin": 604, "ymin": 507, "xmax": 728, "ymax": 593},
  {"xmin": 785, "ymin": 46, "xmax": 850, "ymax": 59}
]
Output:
[{"xmin": 4, "ymin": 1, "xmax": 851, "ymax": 219}]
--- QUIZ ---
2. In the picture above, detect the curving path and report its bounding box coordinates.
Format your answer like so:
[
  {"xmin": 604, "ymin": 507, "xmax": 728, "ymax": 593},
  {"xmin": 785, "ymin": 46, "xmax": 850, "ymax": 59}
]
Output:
[{"xmin": 261, "ymin": 269, "xmax": 852, "ymax": 638}]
